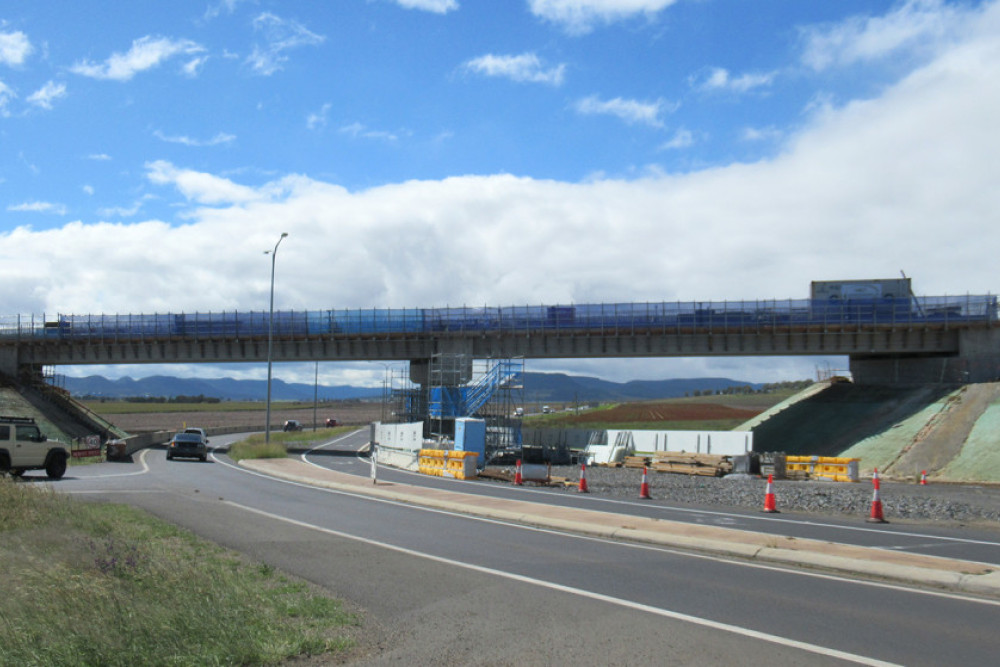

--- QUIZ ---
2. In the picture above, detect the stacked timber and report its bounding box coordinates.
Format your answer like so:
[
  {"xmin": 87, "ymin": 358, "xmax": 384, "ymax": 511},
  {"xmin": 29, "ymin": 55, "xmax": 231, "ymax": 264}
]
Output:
[
  {"xmin": 650, "ymin": 452, "xmax": 733, "ymax": 477},
  {"xmin": 623, "ymin": 455, "xmax": 651, "ymax": 469}
]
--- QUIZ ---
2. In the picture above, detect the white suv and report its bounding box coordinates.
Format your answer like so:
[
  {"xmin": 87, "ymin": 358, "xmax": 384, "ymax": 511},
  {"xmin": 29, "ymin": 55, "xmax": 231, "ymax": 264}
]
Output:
[{"xmin": 0, "ymin": 416, "xmax": 70, "ymax": 480}]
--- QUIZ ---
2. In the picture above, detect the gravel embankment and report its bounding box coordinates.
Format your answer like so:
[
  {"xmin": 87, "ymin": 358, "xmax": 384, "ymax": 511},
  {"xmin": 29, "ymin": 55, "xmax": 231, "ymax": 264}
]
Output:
[{"xmin": 491, "ymin": 464, "xmax": 1000, "ymax": 528}]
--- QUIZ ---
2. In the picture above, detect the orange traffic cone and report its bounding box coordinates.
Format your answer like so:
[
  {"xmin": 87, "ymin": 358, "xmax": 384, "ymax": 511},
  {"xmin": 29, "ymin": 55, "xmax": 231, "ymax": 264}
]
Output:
[
  {"xmin": 639, "ymin": 466, "xmax": 651, "ymax": 499},
  {"xmin": 578, "ymin": 463, "xmax": 589, "ymax": 493},
  {"xmin": 919, "ymin": 470, "xmax": 928, "ymax": 486},
  {"xmin": 514, "ymin": 459, "xmax": 523, "ymax": 486},
  {"xmin": 867, "ymin": 468, "xmax": 887, "ymax": 523},
  {"xmin": 762, "ymin": 474, "xmax": 778, "ymax": 513}
]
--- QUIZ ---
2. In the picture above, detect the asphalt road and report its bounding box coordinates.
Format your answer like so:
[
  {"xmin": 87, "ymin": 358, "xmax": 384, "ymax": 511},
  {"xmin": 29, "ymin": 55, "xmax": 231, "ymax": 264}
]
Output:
[{"xmin": 51, "ymin": 432, "xmax": 1000, "ymax": 666}]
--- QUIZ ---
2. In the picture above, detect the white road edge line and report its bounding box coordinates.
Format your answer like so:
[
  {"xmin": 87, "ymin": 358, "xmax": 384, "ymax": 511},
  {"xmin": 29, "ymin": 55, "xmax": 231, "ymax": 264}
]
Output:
[
  {"xmin": 222, "ymin": 499, "xmax": 901, "ymax": 667},
  {"xmin": 215, "ymin": 450, "xmax": 1000, "ymax": 608},
  {"xmin": 302, "ymin": 434, "xmax": 1000, "ymax": 550}
]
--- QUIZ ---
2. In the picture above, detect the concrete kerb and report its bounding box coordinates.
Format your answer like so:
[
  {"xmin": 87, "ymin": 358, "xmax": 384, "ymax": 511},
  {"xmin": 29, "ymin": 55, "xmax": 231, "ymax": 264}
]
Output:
[{"xmin": 240, "ymin": 459, "xmax": 1000, "ymax": 599}]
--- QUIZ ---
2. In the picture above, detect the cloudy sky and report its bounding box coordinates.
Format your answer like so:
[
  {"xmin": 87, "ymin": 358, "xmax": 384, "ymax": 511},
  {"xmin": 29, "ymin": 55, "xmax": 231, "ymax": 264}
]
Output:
[{"xmin": 1, "ymin": 0, "xmax": 998, "ymax": 388}]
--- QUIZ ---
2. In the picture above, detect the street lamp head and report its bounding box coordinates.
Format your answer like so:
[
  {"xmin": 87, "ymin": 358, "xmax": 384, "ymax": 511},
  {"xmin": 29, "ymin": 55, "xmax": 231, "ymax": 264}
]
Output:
[{"xmin": 280, "ymin": 232, "xmax": 288, "ymax": 238}]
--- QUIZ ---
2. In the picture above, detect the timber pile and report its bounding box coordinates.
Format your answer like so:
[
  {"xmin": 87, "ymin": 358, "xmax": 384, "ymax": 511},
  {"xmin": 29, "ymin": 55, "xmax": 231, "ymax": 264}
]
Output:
[
  {"xmin": 650, "ymin": 452, "xmax": 733, "ymax": 477},
  {"xmin": 623, "ymin": 456, "xmax": 651, "ymax": 469}
]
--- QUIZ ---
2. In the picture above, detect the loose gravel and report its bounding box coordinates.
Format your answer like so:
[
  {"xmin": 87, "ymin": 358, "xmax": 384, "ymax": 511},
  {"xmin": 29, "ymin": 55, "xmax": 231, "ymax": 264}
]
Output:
[{"xmin": 491, "ymin": 464, "xmax": 1000, "ymax": 528}]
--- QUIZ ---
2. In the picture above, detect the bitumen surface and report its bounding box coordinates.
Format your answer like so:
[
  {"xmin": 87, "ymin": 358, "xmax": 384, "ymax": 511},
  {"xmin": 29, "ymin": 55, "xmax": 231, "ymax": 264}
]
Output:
[{"xmin": 241, "ymin": 458, "xmax": 1000, "ymax": 599}]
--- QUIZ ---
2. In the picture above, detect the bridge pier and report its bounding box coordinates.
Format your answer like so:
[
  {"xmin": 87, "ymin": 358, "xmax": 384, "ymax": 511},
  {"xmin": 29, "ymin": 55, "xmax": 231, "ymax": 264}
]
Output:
[{"xmin": 0, "ymin": 346, "xmax": 18, "ymax": 377}]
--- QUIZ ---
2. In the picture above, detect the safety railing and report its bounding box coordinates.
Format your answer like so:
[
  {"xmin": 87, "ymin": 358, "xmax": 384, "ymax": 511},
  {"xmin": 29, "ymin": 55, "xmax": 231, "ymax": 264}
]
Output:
[{"xmin": 2, "ymin": 294, "xmax": 995, "ymax": 342}]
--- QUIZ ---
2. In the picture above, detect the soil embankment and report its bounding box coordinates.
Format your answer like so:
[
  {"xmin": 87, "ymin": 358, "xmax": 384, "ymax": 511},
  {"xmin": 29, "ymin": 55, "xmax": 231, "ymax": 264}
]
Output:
[{"xmin": 749, "ymin": 381, "xmax": 1000, "ymax": 482}]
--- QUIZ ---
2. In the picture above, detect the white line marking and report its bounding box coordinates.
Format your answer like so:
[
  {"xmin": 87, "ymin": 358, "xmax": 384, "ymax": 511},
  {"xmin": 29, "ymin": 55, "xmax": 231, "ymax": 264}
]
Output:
[
  {"xmin": 222, "ymin": 499, "xmax": 902, "ymax": 667},
  {"xmin": 301, "ymin": 444, "xmax": 1000, "ymax": 551},
  {"xmin": 213, "ymin": 452, "xmax": 1000, "ymax": 608}
]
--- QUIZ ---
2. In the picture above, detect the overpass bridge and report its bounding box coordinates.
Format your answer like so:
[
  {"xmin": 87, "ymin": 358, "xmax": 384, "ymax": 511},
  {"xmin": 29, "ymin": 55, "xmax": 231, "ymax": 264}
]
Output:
[{"xmin": 2, "ymin": 292, "xmax": 998, "ymax": 385}]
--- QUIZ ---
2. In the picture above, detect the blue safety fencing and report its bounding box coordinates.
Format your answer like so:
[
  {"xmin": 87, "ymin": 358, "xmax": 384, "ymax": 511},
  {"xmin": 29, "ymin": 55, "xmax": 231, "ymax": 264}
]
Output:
[{"xmin": 1, "ymin": 294, "xmax": 995, "ymax": 341}]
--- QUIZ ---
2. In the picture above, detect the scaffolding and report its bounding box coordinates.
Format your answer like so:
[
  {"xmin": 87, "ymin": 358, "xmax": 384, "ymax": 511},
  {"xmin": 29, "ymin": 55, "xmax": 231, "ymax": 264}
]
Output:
[{"xmin": 382, "ymin": 354, "xmax": 524, "ymax": 464}]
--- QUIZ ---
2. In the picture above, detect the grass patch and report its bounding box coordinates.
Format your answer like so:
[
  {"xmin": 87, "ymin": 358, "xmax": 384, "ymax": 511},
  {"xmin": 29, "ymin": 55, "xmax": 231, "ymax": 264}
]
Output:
[
  {"xmin": 227, "ymin": 427, "xmax": 348, "ymax": 462},
  {"xmin": 0, "ymin": 477, "xmax": 359, "ymax": 666}
]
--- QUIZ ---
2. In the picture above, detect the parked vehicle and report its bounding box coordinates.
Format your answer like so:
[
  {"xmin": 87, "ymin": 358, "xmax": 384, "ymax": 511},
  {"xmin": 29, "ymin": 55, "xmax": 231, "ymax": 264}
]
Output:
[
  {"xmin": 167, "ymin": 432, "xmax": 208, "ymax": 461},
  {"xmin": 325, "ymin": 418, "xmax": 338, "ymax": 427},
  {"xmin": 283, "ymin": 420, "xmax": 303, "ymax": 432},
  {"xmin": 0, "ymin": 416, "xmax": 69, "ymax": 479}
]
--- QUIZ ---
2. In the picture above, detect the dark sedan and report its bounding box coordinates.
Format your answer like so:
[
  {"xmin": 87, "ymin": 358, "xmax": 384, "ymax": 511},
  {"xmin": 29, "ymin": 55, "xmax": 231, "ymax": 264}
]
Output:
[{"xmin": 166, "ymin": 432, "xmax": 208, "ymax": 461}]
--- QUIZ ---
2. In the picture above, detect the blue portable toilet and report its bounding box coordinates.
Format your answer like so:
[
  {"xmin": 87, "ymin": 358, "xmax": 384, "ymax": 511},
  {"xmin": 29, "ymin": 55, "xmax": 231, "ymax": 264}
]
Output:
[{"xmin": 454, "ymin": 417, "xmax": 486, "ymax": 465}]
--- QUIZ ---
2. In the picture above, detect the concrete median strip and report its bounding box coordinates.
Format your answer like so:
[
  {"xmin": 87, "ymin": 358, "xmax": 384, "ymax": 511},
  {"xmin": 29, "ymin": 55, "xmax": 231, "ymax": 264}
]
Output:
[{"xmin": 241, "ymin": 458, "xmax": 1000, "ymax": 598}]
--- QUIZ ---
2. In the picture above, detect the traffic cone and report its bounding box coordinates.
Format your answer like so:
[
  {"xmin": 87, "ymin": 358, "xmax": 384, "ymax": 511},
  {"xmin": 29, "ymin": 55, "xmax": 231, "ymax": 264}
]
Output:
[
  {"xmin": 867, "ymin": 468, "xmax": 887, "ymax": 523},
  {"xmin": 639, "ymin": 466, "xmax": 651, "ymax": 499},
  {"xmin": 514, "ymin": 459, "xmax": 523, "ymax": 486},
  {"xmin": 578, "ymin": 463, "xmax": 589, "ymax": 493},
  {"xmin": 762, "ymin": 474, "xmax": 779, "ymax": 513},
  {"xmin": 919, "ymin": 470, "xmax": 928, "ymax": 486}
]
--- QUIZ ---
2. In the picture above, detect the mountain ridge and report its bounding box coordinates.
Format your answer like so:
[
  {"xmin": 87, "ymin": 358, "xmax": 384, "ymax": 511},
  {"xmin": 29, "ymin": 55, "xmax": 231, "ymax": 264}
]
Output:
[{"xmin": 61, "ymin": 373, "xmax": 763, "ymax": 403}]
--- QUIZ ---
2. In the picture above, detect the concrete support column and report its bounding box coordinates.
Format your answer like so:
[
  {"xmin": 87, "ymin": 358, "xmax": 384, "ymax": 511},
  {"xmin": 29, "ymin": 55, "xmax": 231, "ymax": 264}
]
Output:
[{"xmin": 0, "ymin": 345, "xmax": 19, "ymax": 377}]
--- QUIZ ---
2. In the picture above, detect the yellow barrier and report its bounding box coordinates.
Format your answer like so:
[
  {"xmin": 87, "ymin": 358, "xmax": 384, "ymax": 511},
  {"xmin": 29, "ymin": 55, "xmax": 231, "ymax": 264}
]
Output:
[
  {"xmin": 418, "ymin": 449, "xmax": 448, "ymax": 477},
  {"xmin": 418, "ymin": 449, "xmax": 479, "ymax": 480},
  {"xmin": 785, "ymin": 455, "xmax": 859, "ymax": 482},
  {"xmin": 445, "ymin": 451, "xmax": 479, "ymax": 480}
]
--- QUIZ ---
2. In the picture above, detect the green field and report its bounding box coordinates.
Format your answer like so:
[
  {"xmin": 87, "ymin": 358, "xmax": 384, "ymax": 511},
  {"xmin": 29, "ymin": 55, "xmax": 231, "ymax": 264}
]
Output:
[{"xmin": 82, "ymin": 400, "xmax": 316, "ymax": 415}]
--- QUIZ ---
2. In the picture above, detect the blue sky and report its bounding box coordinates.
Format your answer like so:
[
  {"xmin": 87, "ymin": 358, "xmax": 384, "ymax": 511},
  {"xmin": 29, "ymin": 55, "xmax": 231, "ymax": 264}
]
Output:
[{"xmin": 2, "ymin": 0, "xmax": 998, "ymax": 387}]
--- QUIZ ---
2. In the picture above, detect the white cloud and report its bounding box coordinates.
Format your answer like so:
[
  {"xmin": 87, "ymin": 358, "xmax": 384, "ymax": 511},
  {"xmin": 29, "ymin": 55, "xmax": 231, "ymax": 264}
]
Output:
[
  {"xmin": 0, "ymin": 30, "xmax": 32, "ymax": 66},
  {"xmin": 463, "ymin": 53, "xmax": 566, "ymax": 86},
  {"xmin": 742, "ymin": 126, "xmax": 782, "ymax": 143},
  {"xmin": 246, "ymin": 12, "xmax": 325, "ymax": 76},
  {"xmin": 339, "ymin": 122, "xmax": 399, "ymax": 142},
  {"xmin": 181, "ymin": 56, "xmax": 209, "ymax": 77},
  {"xmin": 27, "ymin": 80, "xmax": 67, "ymax": 109},
  {"xmin": 0, "ymin": 79, "xmax": 13, "ymax": 116},
  {"xmin": 659, "ymin": 128, "xmax": 693, "ymax": 150},
  {"xmin": 82, "ymin": 185, "xmax": 94, "ymax": 196},
  {"xmin": 145, "ymin": 160, "xmax": 262, "ymax": 204},
  {"xmin": 7, "ymin": 201, "xmax": 68, "ymax": 215},
  {"xmin": 204, "ymin": 0, "xmax": 255, "ymax": 21},
  {"xmin": 70, "ymin": 36, "xmax": 206, "ymax": 81},
  {"xmin": 574, "ymin": 94, "xmax": 672, "ymax": 126},
  {"xmin": 392, "ymin": 0, "xmax": 458, "ymax": 13},
  {"xmin": 153, "ymin": 130, "xmax": 236, "ymax": 147},
  {"xmin": 4, "ymin": 2, "xmax": 1000, "ymax": 385},
  {"xmin": 693, "ymin": 67, "xmax": 776, "ymax": 93},
  {"xmin": 87, "ymin": 153, "xmax": 112, "ymax": 161},
  {"xmin": 800, "ymin": 0, "xmax": 970, "ymax": 71},
  {"xmin": 97, "ymin": 202, "xmax": 144, "ymax": 218},
  {"xmin": 529, "ymin": 0, "xmax": 678, "ymax": 35},
  {"xmin": 306, "ymin": 103, "xmax": 331, "ymax": 130}
]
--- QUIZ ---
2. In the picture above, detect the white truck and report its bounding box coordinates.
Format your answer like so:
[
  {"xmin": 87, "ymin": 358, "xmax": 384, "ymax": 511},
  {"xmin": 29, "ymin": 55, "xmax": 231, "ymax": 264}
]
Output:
[{"xmin": 0, "ymin": 416, "xmax": 70, "ymax": 480}]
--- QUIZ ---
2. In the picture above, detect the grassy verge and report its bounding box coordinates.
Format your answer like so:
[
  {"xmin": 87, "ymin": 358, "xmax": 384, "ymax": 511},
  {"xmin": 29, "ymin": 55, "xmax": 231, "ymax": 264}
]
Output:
[
  {"xmin": 228, "ymin": 426, "xmax": 349, "ymax": 462},
  {"xmin": 0, "ymin": 477, "xmax": 360, "ymax": 666}
]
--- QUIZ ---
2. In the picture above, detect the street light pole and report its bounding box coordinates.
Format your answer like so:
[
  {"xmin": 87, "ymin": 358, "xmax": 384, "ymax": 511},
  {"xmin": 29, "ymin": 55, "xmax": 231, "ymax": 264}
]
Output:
[{"xmin": 265, "ymin": 232, "xmax": 288, "ymax": 444}]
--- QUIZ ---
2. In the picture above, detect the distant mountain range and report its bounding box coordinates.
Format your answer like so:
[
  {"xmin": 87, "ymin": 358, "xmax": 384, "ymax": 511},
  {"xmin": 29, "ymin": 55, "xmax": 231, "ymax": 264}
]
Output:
[{"xmin": 61, "ymin": 373, "xmax": 762, "ymax": 403}]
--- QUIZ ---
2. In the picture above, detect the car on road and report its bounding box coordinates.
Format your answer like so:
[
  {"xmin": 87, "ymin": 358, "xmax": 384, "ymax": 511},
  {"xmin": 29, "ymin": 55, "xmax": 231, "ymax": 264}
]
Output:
[
  {"xmin": 283, "ymin": 420, "xmax": 303, "ymax": 432},
  {"xmin": 325, "ymin": 418, "xmax": 338, "ymax": 427},
  {"xmin": 167, "ymin": 432, "xmax": 208, "ymax": 461},
  {"xmin": 183, "ymin": 427, "xmax": 209, "ymax": 444}
]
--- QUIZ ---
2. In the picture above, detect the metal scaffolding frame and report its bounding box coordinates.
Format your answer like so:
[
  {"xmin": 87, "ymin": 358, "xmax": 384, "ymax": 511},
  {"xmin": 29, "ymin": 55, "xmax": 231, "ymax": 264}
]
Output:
[{"xmin": 382, "ymin": 354, "xmax": 524, "ymax": 463}]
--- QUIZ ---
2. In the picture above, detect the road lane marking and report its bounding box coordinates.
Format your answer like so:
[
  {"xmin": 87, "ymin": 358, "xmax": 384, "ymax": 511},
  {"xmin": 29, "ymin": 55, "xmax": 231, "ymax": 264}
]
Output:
[
  {"xmin": 302, "ymin": 450, "xmax": 1000, "ymax": 551},
  {"xmin": 222, "ymin": 499, "xmax": 902, "ymax": 667},
  {"xmin": 213, "ymin": 453, "xmax": 1000, "ymax": 608}
]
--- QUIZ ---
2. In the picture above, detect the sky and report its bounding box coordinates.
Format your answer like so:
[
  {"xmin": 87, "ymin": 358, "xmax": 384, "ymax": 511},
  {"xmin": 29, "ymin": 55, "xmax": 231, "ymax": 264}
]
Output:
[{"xmin": 1, "ymin": 0, "xmax": 998, "ymax": 388}]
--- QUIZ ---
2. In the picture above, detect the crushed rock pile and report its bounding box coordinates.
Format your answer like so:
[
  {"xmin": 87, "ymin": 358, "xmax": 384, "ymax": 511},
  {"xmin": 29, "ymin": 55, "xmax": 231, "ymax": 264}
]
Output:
[{"xmin": 491, "ymin": 464, "xmax": 1000, "ymax": 526}]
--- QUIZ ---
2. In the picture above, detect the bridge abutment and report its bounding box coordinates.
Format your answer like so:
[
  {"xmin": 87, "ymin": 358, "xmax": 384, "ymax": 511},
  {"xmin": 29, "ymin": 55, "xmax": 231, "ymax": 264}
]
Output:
[{"xmin": 850, "ymin": 328, "xmax": 1000, "ymax": 384}]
